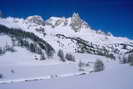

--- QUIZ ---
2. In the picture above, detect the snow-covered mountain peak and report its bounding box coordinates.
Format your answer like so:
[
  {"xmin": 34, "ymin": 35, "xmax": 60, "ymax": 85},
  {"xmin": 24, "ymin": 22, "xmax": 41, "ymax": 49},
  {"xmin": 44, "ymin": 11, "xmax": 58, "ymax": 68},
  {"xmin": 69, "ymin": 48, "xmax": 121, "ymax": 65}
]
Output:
[
  {"xmin": 72, "ymin": 12, "xmax": 80, "ymax": 17},
  {"xmin": 44, "ymin": 13, "xmax": 89, "ymax": 32},
  {"xmin": 70, "ymin": 12, "xmax": 89, "ymax": 32},
  {"xmin": 0, "ymin": 14, "xmax": 131, "ymax": 44},
  {"xmin": 45, "ymin": 16, "xmax": 67, "ymax": 27},
  {"xmin": 25, "ymin": 15, "xmax": 45, "ymax": 26}
]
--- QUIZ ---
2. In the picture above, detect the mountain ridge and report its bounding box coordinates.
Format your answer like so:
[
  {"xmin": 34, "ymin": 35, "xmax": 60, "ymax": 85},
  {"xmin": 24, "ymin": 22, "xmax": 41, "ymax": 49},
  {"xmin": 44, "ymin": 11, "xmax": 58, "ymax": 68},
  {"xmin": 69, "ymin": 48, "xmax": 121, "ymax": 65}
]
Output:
[{"xmin": 0, "ymin": 13, "xmax": 133, "ymax": 65}]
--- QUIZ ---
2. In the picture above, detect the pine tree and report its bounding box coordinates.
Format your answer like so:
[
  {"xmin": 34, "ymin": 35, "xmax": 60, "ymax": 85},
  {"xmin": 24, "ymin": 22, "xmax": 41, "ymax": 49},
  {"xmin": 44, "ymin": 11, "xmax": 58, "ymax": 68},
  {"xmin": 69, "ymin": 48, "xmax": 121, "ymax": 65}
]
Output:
[
  {"xmin": 94, "ymin": 60, "xmax": 104, "ymax": 72},
  {"xmin": 58, "ymin": 49, "xmax": 65, "ymax": 62},
  {"xmin": 65, "ymin": 53, "xmax": 75, "ymax": 62}
]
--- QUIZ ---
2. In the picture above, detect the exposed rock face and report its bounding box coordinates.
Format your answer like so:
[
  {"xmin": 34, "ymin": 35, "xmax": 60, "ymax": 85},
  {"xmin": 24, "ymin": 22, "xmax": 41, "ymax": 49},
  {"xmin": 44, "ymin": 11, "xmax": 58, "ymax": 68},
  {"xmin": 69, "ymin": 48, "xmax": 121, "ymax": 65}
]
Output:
[
  {"xmin": 45, "ymin": 13, "xmax": 89, "ymax": 31},
  {"xmin": 26, "ymin": 15, "xmax": 45, "ymax": 26},
  {"xmin": 45, "ymin": 17, "xmax": 67, "ymax": 28},
  {"xmin": 70, "ymin": 13, "xmax": 88, "ymax": 32}
]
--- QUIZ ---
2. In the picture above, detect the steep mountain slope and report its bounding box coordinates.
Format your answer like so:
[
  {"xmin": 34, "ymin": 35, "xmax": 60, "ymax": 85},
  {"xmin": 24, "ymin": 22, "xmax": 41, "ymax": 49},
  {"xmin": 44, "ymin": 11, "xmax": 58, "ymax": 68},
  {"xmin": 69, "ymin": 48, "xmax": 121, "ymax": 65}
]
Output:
[{"xmin": 0, "ymin": 13, "xmax": 133, "ymax": 65}]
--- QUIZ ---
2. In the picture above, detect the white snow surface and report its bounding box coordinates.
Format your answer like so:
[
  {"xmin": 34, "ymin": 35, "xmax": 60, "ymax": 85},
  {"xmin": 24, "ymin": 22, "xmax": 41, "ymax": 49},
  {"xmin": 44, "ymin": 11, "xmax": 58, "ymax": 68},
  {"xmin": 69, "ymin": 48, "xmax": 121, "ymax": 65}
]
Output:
[
  {"xmin": 0, "ymin": 15, "xmax": 132, "ymax": 56},
  {"xmin": 0, "ymin": 63, "xmax": 133, "ymax": 89},
  {"xmin": 0, "ymin": 16, "xmax": 132, "ymax": 46},
  {"xmin": 0, "ymin": 15, "xmax": 133, "ymax": 89}
]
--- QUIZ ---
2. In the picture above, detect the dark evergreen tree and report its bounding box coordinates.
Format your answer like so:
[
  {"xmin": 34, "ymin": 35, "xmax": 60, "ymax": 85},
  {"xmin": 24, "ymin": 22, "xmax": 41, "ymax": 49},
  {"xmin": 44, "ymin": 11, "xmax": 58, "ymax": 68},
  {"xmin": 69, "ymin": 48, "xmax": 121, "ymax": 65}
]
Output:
[
  {"xmin": 40, "ymin": 53, "xmax": 46, "ymax": 60},
  {"xmin": 94, "ymin": 60, "xmax": 104, "ymax": 72},
  {"xmin": 128, "ymin": 53, "xmax": 133, "ymax": 66},
  {"xmin": 0, "ymin": 25, "xmax": 55, "ymax": 58},
  {"xmin": 65, "ymin": 53, "xmax": 75, "ymax": 62},
  {"xmin": 57, "ymin": 49, "xmax": 65, "ymax": 62},
  {"xmin": 0, "ymin": 74, "xmax": 3, "ymax": 78}
]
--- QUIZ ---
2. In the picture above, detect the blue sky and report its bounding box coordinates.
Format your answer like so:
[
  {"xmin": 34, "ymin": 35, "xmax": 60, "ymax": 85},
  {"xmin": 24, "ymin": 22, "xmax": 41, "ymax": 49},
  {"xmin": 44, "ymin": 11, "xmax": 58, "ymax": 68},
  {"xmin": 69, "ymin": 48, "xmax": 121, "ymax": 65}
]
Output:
[{"xmin": 0, "ymin": 0, "xmax": 133, "ymax": 39}]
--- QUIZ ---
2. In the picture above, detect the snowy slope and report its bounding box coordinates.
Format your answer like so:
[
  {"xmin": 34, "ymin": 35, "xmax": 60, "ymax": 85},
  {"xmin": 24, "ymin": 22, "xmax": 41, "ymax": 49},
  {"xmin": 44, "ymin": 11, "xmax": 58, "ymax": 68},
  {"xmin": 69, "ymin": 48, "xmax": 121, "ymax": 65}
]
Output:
[
  {"xmin": 0, "ymin": 12, "xmax": 133, "ymax": 70},
  {"xmin": 0, "ymin": 13, "xmax": 133, "ymax": 89}
]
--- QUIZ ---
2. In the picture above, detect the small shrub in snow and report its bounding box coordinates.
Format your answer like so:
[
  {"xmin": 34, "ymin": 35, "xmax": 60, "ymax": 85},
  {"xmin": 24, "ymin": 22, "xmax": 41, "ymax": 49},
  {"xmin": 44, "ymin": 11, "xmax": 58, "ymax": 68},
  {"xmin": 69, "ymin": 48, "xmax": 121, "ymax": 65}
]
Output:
[
  {"xmin": 78, "ymin": 60, "xmax": 85, "ymax": 71},
  {"xmin": 34, "ymin": 55, "xmax": 39, "ymax": 60},
  {"xmin": 107, "ymin": 53, "xmax": 115, "ymax": 60},
  {"xmin": 0, "ymin": 74, "xmax": 3, "ymax": 79},
  {"xmin": 0, "ymin": 47, "xmax": 4, "ymax": 55},
  {"xmin": 57, "ymin": 49, "xmax": 65, "ymax": 62},
  {"xmin": 122, "ymin": 53, "xmax": 133, "ymax": 65},
  {"xmin": 65, "ymin": 53, "xmax": 75, "ymax": 62},
  {"xmin": 94, "ymin": 60, "xmax": 104, "ymax": 72},
  {"xmin": 6, "ymin": 47, "xmax": 16, "ymax": 52},
  {"xmin": 78, "ymin": 60, "xmax": 84, "ymax": 67},
  {"xmin": 40, "ymin": 53, "xmax": 46, "ymax": 60},
  {"xmin": 128, "ymin": 53, "xmax": 133, "ymax": 66},
  {"xmin": 11, "ymin": 69, "xmax": 15, "ymax": 73}
]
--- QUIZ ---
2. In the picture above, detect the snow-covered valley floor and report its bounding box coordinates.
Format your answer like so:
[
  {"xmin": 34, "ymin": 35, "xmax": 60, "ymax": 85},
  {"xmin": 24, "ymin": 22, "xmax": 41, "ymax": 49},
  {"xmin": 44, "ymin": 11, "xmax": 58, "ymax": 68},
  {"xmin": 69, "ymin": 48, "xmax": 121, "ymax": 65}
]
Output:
[
  {"xmin": 0, "ymin": 63, "xmax": 133, "ymax": 89},
  {"xmin": 0, "ymin": 47, "xmax": 132, "ymax": 89}
]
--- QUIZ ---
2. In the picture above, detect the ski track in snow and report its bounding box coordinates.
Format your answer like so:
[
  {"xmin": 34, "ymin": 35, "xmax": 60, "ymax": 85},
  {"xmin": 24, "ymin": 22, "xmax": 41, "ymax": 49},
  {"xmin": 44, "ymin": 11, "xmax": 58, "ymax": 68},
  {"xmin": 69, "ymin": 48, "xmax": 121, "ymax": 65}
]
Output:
[{"xmin": 0, "ymin": 71, "xmax": 90, "ymax": 84}]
